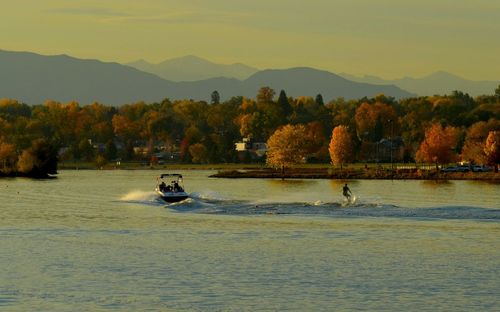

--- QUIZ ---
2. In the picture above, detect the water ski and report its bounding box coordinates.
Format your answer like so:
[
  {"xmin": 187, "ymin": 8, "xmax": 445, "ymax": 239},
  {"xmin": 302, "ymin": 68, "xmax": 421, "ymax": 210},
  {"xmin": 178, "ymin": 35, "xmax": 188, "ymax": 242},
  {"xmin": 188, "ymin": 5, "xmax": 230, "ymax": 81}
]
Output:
[{"xmin": 342, "ymin": 194, "xmax": 356, "ymax": 206}]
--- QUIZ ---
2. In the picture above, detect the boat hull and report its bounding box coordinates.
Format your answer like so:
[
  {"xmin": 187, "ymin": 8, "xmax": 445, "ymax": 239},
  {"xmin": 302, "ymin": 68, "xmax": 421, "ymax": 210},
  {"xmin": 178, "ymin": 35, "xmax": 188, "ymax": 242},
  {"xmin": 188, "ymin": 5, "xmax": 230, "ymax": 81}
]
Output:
[{"xmin": 156, "ymin": 190, "xmax": 188, "ymax": 203}]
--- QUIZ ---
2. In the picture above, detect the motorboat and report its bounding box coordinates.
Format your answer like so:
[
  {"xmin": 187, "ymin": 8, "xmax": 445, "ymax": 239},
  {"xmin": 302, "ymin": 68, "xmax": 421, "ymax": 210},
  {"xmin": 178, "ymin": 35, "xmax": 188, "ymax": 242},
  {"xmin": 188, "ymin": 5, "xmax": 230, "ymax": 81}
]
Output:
[{"xmin": 155, "ymin": 174, "xmax": 189, "ymax": 203}]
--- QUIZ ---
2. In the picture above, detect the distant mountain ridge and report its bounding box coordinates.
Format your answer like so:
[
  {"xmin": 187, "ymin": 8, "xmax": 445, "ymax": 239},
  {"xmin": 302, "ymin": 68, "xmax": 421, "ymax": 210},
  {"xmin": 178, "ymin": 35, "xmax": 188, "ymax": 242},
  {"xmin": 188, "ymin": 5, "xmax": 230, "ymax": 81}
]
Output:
[
  {"xmin": 0, "ymin": 50, "xmax": 175, "ymax": 105},
  {"xmin": 0, "ymin": 50, "xmax": 415, "ymax": 105},
  {"xmin": 126, "ymin": 55, "xmax": 259, "ymax": 81},
  {"xmin": 340, "ymin": 71, "xmax": 499, "ymax": 97}
]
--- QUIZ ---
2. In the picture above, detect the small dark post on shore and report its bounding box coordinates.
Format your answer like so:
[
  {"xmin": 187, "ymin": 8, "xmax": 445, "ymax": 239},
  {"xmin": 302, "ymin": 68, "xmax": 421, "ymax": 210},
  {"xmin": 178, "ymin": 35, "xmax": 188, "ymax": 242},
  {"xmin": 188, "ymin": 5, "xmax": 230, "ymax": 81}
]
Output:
[{"xmin": 389, "ymin": 119, "xmax": 394, "ymax": 176}]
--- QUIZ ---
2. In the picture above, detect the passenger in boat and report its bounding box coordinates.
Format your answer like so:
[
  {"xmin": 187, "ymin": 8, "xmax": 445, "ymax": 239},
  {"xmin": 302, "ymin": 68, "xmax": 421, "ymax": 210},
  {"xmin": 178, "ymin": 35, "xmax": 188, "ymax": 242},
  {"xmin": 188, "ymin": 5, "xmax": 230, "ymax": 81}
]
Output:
[
  {"xmin": 342, "ymin": 183, "xmax": 352, "ymax": 200},
  {"xmin": 173, "ymin": 182, "xmax": 180, "ymax": 192},
  {"xmin": 165, "ymin": 184, "xmax": 172, "ymax": 192},
  {"xmin": 159, "ymin": 182, "xmax": 166, "ymax": 191}
]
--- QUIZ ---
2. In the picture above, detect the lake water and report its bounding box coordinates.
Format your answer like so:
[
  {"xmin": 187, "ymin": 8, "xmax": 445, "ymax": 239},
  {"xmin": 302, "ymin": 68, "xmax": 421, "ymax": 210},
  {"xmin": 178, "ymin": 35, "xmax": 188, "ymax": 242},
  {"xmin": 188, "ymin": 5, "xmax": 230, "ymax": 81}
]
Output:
[{"xmin": 1, "ymin": 170, "xmax": 499, "ymax": 311}]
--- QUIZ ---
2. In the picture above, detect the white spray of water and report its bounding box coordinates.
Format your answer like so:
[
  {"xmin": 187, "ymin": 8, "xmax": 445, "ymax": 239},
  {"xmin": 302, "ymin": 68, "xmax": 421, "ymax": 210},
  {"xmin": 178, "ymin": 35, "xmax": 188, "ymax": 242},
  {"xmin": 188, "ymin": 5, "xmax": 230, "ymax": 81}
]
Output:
[{"xmin": 120, "ymin": 190, "xmax": 158, "ymax": 202}]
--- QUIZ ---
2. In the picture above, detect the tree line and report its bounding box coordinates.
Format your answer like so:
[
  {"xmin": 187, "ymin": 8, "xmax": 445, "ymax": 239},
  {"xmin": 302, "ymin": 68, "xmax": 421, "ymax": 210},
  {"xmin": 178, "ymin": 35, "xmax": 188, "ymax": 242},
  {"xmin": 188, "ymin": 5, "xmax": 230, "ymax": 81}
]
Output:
[{"xmin": 1, "ymin": 85, "xmax": 499, "ymax": 176}]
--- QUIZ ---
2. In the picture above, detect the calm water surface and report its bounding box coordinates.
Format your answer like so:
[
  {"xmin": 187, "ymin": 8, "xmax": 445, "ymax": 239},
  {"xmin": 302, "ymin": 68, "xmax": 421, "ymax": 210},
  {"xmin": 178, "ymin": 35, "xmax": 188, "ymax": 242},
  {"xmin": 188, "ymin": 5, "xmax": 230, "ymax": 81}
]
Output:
[{"xmin": 1, "ymin": 170, "xmax": 499, "ymax": 311}]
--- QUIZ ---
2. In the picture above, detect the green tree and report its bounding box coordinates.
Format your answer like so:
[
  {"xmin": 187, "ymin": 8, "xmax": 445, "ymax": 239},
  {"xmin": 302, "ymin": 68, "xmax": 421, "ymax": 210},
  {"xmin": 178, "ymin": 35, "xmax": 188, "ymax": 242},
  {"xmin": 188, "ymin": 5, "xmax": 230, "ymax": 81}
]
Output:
[
  {"xmin": 104, "ymin": 140, "xmax": 118, "ymax": 161},
  {"xmin": 277, "ymin": 90, "xmax": 292, "ymax": 118},
  {"xmin": 315, "ymin": 94, "xmax": 324, "ymax": 106},
  {"xmin": 78, "ymin": 139, "xmax": 95, "ymax": 162},
  {"xmin": 211, "ymin": 90, "xmax": 220, "ymax": 104}
]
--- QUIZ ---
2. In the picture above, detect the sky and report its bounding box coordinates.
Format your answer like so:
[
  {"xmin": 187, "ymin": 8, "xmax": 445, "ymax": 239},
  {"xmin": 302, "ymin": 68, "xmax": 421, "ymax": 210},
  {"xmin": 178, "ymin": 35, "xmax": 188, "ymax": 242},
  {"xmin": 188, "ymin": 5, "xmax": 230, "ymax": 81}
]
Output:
[{"xmin": 1, "ymin": 0, "xmax": 499, "ymax": 80}]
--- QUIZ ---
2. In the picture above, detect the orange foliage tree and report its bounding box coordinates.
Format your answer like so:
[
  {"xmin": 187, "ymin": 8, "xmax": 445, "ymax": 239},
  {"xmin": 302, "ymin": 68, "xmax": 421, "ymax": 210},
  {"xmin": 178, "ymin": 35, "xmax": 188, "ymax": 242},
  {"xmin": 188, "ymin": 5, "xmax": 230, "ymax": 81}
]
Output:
[
  {"xmin": 460, "ymin": 120, "xmax": 500, "ymax": 164},
  {"xmin": 484, "ymin": 131, "xmax": 499, "ymax": 172},
  {"xmin": 416, "ymin": 123, "xmax": 458, "ymax": 169},
  {"xmin": 354, "ymin": 102, "xmax": 398, "ymax": 142},
  {"xmin": 329, "ymin": 125, "xmax": 353, "ymax": 169},
  {"xmin": 266, "ymin": 124, "xmax": 308, "ymax": 175}
]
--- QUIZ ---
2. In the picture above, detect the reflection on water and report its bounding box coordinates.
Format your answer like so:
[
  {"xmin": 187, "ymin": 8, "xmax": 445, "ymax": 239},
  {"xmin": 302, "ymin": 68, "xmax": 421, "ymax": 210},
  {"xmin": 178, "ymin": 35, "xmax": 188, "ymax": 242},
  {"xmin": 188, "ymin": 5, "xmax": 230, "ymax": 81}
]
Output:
[
  {"xmin": 420, "ymin": 179, "xmax": 454, "ymax": 186},
  {"xmin": 266, "ymin": 179, "xmax": 318, "ymax": 193},
  {"xmin": 0, "ymin": 170, "xmax": 499, "ymax": 311},
  {"xmin": 328, "ymin": 179, "xmax": 362, "ymax": 193}
]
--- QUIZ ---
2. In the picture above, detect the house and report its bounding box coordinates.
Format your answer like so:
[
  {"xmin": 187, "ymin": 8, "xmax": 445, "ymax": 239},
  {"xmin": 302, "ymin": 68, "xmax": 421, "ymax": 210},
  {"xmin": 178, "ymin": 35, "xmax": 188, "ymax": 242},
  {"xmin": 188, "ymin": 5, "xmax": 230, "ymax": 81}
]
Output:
[{"xmin": 235, "ymin": 138, "xmax": 267, "ymax": 160}]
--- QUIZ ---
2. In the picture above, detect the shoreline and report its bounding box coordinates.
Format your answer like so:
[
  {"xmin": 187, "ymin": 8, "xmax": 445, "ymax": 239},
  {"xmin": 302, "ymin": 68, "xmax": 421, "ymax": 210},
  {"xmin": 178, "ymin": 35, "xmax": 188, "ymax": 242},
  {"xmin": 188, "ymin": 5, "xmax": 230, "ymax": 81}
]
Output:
[
  {"xmin": 209, "ymin": 168, "xmax": 500, "ymax": 181},
  {"xmin": 9, "ymin": 163, "xmax": 497, "ymax": 181}
]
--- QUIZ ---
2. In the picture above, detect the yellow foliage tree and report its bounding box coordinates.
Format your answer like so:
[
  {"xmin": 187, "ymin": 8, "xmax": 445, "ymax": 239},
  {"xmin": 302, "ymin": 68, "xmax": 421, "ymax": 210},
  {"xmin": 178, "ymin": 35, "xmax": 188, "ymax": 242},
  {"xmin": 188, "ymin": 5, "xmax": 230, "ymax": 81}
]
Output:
[
  {"xmin": 17, "ymin": 150, "xmax": 35, "ymax": 174},
  {"xmin": 0, "ymin": 140, "xmax": 18, "ymax": 174},
  {"xmin": 266, "ymin": 124, "xmax": 308, "ymax": 176},
  {"xmin": 328, "ymin": 125, "xmax": 353, "ymax": 169}
]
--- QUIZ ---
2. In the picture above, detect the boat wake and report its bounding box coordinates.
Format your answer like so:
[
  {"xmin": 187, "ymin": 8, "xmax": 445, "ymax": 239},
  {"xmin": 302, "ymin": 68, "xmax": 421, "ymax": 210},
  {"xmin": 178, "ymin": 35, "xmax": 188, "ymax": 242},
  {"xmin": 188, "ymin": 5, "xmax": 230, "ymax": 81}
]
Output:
[
  {"xmin": 119, "ymin": 190, "xmax": 163, "ymax": 206},
  {"xmin": 120, "ymin": 191, "xmax": 500, "ymax": 221}
]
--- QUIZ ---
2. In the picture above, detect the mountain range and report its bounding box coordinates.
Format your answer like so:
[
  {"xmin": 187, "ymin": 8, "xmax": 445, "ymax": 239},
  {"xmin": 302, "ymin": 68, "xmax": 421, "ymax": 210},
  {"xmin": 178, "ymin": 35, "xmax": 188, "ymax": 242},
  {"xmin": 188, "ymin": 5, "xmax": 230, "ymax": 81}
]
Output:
[
  {"xmin": 339, "ymin": 71, "xmax": 499, "ymax": 97},
  {"xmin": 128, "ymin": 55, "xmax": 499, "ymax": 97},
  {"xmin": 0, "ymin": 50, "xmax": 413, "ymax": 105},
  {"xmin": 1, "ymin": 50, "xmax": 497, "ymax": 106},
  {"xmin": 127, "ymin": 55, "xmax": 258, "ymax": 81}
]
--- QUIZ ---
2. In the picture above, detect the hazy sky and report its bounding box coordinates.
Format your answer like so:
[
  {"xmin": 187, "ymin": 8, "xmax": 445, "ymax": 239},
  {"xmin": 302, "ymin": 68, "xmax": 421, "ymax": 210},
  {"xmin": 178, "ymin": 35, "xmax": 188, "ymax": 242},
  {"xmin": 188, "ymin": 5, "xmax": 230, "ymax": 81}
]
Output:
[{"xmin": 1, "ymin": 0, "xmax": 499, "ymax": 80}]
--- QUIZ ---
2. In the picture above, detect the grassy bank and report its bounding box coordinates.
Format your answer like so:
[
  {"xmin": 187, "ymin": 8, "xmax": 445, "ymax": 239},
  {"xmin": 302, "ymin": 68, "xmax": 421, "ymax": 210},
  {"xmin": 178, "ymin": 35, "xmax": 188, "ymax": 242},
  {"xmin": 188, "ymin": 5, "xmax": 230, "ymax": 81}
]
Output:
[
  {"xmin": 58, "ymin": 161, "xmax": 266, "ymax": 171},
  {"xmin": 210, "ymin": 167, "xmax": 500, "ymax": 181}
]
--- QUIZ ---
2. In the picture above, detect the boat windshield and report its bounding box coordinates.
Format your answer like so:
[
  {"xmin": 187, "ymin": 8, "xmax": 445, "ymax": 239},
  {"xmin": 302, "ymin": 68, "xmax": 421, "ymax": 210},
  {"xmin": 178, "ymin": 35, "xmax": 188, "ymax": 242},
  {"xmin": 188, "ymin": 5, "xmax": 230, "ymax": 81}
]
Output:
[{"xmin": 157, "ymin": 174, "xmax": 184, "ymax": 193}]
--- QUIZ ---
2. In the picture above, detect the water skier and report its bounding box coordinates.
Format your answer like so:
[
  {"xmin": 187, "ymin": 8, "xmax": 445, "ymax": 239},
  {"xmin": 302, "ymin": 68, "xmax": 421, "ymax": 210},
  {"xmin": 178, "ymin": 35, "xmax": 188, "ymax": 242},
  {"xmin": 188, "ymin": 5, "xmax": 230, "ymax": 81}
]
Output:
[{"xmin": 342, "ymin": 183, "xmax": 352, "ymax": 201}]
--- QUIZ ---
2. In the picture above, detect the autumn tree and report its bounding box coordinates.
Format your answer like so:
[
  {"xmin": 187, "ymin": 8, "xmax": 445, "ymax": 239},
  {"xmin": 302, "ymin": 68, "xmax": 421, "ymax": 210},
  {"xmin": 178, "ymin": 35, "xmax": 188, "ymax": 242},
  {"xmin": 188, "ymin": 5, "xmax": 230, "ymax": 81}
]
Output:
[
  {"xmin": 398, "ymin": 97, "xmax": 434, "ymax": 146},
  {"xmin": 329, "ymin": 125, "xmax": 353, "ymax": 169},
  {"xmin": 17, "ymin": 139, "xmax": 58, "ymax": 177},
  {"xmin": 266, "ymin": 124, "xmax": 309, "ymax": 176},
  {"xmin": 288, "ymin": 96, "xmax": 330, "ymax": 127},
  {"xmin": 0, "ymin": 140, "xmax": 18, "ymax": 174},
  {"xmin": 460, "ymin": 120, "xmax": 500, "ymax": 164},
  {"xmin": 0, "ymin": 99, "xmax": 31, "ymax": 121},
  {"xmin": 304, "ymin": 121, "xmax": 329, "ymax": 162},
  {"xmin": 95, "ymin": 154, "xmax": 107, "ymax": 169},
  {"xmin": 355, "ymin": 102, "xmax": 399, "ymax": 142},
  {"xmin": 416, "ymin": 123, "xmax": 459, "ymax": 170},
  {"xmin": 189, "ymin": 143, "xmax": 208, "ymax": 163},
  {"xmin": 327, "ymin": 97, "xmax": 357, "ymax": 129},
  {"xmin": 256, "ymin": 86, "xmax": 275, "ymax": 104},
  {"xmin": 82, "ymin": 103, "xmax": 115, "ymax": 143},
  {"xmin": 484, "ymin": 131, "xmax": 499, "ymax": 172},
  {"xmin": 112, "ymin": 114, "xmax": 141, "ymax": 143}
]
